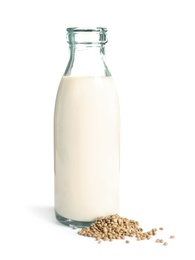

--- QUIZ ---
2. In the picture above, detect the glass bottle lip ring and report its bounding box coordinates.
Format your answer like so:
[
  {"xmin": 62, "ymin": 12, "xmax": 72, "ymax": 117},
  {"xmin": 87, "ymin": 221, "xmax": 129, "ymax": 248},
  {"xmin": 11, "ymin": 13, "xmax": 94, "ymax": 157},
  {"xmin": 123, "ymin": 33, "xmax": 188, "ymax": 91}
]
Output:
[
  {"xmin": 66, "ymin": 27, "xmax": 107, "ymax": 33},
  {"xmin": 66, "ymin": 27, "xmax": 108, "ymax": 45}
]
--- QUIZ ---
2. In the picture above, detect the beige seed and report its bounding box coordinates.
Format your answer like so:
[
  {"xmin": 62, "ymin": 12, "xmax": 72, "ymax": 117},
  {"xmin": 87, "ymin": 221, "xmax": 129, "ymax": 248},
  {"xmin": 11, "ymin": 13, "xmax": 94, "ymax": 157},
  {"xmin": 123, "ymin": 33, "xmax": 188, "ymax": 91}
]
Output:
[
  {"xmin": 156, "ymin": 239, "xmax": 160, "ymax": 243},
  {"xmin": 103, "ymin": 227, "xmax": 107, "ymax": 233},
  {"xmin": 170, "ymin": 235, "xmax": 175, "ymax": 239},
  {"xmin": 126, "ymin": 240, "xmax": 130, "ymax": 244},
  {"xmin": 163, "ymin": 242, "xmax": 168, "ymax": 246},
  {"xmin": 160, "ymin": 239, "xmax": 164, "ymax": 243},
  {"xmin": 159, "ymin": 227, "xmax": 163, "ymax": 230}
]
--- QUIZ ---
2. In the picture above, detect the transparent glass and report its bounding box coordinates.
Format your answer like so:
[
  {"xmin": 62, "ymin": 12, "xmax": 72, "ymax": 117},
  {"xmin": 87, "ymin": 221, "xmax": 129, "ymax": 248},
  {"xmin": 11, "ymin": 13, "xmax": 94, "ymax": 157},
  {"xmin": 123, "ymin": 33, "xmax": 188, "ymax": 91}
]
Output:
[
  {"xmin": 54, "ymin": 27, "xmax": 120, "ymax": 227},
  {"xmin": 64, "ymin": 27, "xmax": 111, "ymax": 77}
]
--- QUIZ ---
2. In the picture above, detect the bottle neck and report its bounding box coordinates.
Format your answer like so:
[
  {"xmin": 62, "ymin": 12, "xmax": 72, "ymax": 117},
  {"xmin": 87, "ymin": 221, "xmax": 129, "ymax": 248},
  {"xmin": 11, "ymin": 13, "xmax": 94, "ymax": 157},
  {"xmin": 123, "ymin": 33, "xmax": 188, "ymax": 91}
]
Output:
[{"xmin": 64, "ymin": 43, "xmax": 111, "ymax": 77}]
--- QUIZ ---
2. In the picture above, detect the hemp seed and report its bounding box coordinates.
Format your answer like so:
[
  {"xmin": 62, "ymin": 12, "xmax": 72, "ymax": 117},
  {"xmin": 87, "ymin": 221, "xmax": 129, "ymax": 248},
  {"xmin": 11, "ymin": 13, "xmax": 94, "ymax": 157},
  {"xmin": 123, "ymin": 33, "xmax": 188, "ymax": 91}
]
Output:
[{"xmin": 77, "ymin": 213, "xmax": 173, "ymax": 248}]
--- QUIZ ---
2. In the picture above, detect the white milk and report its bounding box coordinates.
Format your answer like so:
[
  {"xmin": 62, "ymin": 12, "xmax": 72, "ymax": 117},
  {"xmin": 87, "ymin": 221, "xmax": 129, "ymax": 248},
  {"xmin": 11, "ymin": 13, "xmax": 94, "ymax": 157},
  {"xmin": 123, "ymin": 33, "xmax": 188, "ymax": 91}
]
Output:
[{"xmin": 54, "ymin": 76, "xmax": 120, "ymax": 221}]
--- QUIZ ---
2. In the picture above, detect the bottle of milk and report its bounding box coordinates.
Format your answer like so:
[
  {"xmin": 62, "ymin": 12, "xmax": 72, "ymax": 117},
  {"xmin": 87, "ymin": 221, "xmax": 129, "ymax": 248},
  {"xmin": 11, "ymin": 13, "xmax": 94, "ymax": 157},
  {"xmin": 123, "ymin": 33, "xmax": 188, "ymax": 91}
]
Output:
[{"xmin": 54, "ymin": 27, "xmax": 120, "ymax": 227}]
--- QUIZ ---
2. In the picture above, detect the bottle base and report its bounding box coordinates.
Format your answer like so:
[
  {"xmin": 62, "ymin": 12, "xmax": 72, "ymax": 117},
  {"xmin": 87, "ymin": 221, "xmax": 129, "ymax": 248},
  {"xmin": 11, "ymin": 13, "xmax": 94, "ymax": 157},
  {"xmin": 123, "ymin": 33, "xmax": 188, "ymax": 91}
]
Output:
[{"xmin": 55, "ymin": 211, "xmax": 94, "ymax": 228}]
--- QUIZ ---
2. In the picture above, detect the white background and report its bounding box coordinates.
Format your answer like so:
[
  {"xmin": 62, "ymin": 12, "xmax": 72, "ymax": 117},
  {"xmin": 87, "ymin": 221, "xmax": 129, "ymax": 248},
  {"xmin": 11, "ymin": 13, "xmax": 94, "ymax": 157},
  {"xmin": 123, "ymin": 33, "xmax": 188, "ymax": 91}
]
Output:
[{"xmin": 0, "ymin": 0, "xmax": 195, "ymax": 259}]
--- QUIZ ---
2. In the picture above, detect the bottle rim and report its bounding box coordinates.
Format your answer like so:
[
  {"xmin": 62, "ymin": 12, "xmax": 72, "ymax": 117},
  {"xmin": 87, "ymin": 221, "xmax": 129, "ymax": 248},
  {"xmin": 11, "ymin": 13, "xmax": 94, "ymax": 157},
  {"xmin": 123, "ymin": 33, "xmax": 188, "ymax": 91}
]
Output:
[
  {"xmin": 66, "ymin": 27, "xmax": 108, "ymax": 44},
  {"xmin": 66, "ymin": 27, "xmax": 107, "ymax": 33}
]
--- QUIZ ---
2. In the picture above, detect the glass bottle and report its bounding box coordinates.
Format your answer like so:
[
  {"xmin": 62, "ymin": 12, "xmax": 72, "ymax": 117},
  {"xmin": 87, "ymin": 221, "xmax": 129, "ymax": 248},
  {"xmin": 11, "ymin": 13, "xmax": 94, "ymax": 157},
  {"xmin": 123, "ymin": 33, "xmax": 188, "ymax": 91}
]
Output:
[{"xmin": 54, "ymin": 27, "xmax": 120, "ymax": 227}]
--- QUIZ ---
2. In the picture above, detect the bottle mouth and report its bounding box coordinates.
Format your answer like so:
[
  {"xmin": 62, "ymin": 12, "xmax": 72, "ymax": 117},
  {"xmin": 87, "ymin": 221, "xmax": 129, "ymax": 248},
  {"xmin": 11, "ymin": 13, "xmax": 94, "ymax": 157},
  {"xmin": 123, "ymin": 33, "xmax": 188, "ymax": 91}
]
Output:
[{"xmin": 66, "ymin": 27, "xmax": 108, "ymax": 45}]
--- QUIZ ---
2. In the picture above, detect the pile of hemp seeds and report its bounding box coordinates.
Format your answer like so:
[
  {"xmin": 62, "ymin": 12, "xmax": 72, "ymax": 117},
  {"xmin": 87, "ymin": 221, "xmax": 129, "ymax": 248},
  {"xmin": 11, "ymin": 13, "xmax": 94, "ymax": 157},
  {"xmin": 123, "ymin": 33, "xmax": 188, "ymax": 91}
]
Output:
[{"xmin": 76, "ymin": 214, "xmax": 175, "ymax": 245}]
